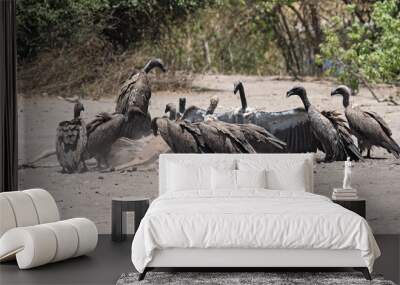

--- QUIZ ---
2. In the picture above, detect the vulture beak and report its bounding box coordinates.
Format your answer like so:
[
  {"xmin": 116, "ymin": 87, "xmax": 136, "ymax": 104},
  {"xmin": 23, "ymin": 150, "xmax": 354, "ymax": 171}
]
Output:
[
  {"xmin": 286, "ymin": 89, "xmax": 295, "ymax": 97},
  {"xmin": 331, "ymin": 89, "xmax": 340, "ymax": 96},
  {"xmin": 164, "ymin": 106, "xmax": 169, "ymax": 113}
]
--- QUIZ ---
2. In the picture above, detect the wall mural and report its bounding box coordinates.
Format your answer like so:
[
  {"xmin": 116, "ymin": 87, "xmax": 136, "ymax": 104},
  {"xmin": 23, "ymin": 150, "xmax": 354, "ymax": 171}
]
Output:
[{"xmin": 16, "ymin": 1, "xmax": 400, "ymax": 234}]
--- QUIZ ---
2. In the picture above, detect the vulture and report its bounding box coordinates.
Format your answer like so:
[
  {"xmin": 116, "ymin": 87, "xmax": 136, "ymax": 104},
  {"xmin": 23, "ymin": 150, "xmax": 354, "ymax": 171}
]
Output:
[
  {"xmin": 217, "ymin": 81, "xmax": 317, "ymax": 153},
  {"xmin": 164, "ymin": 97, "xmax": 187, "ymax": 120},
  {"xmin": 152, "ymin": 116, "xmax": 286, "ymax": 154},
  {"xmin": 84, "ymin": 107, "xmax": 147, "ymax": 169},
  {"xmin": 180, "ymin": 96, "xmax": 219, "ymax": 123},
  {"xmin": 287, "ymin": 86, "xmax": 362, "ymax": 162},
  {"xmin": 331, "ymin": 85, "xmax": 400, "ymax": 158},
  {"xmin": 56, "ymin": 102, "xmax": 87, "ymax": 173},
  {"xmin": 151, "ymin": 117, "xmax": 203, "ymax": 153},
  {"xmin": 164, "ymin": 103, "xmax": 178, "ymax": 120},
  {"xmin": 200, "ymin": 118, "xmax": 286, "ymax": 153},
  {"xmin": 115, "ymin": 58, "xmax": 166, "ymax": 138}
]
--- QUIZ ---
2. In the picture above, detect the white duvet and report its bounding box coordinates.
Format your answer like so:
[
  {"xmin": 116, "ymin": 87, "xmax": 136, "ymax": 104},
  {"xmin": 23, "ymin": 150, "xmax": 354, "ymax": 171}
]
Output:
[{"xmin": 131, "ymin": 190, "xmax": 380, "ymax": 273}]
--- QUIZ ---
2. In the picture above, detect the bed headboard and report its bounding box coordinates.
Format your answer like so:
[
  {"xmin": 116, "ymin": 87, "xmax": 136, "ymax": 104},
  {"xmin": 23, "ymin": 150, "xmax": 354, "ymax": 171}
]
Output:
[{"xmin": 159, "ymin": 153, "xmax": 314, "ymax": 195}]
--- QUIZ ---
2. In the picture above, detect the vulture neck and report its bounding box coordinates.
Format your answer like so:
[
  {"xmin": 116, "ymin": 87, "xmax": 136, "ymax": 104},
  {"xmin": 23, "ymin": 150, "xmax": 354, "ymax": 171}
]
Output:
[
  {"xmin": 143, "ymin": 60, "xmax": 163, "ymax": 74},
  {"xmin": 206, "ymin": 103, "xmax": 217, "ymax": 115},
  {"xmin": 237, "ymin": 85, "xmax": 248, "ymax": 112},
  {"xmin": 299, "ymin": 94, "xmax": 311, "ymax": 111},
  {"xmin": 179, "ymin": 99, "xmax": 186, "ymax": 114},
  {"xmin": 168, "ymin": 107, "xmax": 177, "ymax": 120},
  {"xmin": 74, "ymin": 108, "xmax": 82, "ymax": 119},
  {"xmin": 342, "ymin": 94, "xmax": 350, "ymax": 108}
]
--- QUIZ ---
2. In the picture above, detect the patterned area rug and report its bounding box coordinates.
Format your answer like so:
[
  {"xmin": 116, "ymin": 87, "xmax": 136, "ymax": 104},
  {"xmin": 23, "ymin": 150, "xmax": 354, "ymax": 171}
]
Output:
[{"xmin": 116, "ymin": 272, "xmax": 396, "ymax": 285}]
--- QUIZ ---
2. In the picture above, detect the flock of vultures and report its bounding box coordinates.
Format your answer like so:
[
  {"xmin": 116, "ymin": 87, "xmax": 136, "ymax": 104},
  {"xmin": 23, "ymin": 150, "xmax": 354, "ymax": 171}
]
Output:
[{"xmin": 56, "ymin": 59, "xmax": 400, "ymax": 173}]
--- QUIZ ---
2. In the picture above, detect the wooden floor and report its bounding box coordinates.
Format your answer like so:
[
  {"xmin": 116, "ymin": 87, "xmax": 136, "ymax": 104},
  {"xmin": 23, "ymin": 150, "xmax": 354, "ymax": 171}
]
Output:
[{"xmin": 0, "ymin": 235, "xmax": 398, "ymax": 285}]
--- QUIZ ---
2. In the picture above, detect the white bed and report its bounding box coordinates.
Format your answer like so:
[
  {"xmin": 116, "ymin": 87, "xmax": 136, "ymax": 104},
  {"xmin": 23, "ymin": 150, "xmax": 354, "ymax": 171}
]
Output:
[{"xmin": 131, "ymin": 154, "xmax": 380, "ymax": 280}]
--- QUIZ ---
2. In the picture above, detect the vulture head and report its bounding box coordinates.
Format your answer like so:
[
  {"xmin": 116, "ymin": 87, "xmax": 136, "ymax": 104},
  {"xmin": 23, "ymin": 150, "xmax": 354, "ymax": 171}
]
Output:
[
  {"xmin": 143, "ymin": 58, "xmax": 167, "ymax": 73},
  {"xmin": 286, "ymin": 86, "xmax": 306, "ymax": 98},
  {"xmin": 233, "ymin": 81, "xmax": 244, "ymax": 95},
  {"xmin": 206, "ymin": 96, "xmax": 220, "ymax": 115},
  {"xmin": 73, "ymin": 102, "xmax": 85, "ymax": 119},
  {"xmin": 234, "ymin": 81, "xmax": 247, "ymax": 112},
  {"xmin": 165, "ymin": 103, "xmax": 177, "ymax": 120},
  {"xmin": 286, "ymin": 86, "xmax": 311, "ymax": 110},
  {"xmin": 331, "ymin": 85, "xmax": 351, "ymax": 107},
  {"xmin": 331, "ymin": 85, "xmax": 351, "ymax": 97}
]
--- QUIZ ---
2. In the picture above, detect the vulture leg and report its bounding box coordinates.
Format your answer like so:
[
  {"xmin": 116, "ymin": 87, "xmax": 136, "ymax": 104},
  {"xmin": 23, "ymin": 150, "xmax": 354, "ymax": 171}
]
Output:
[
  {"xmin": 94, "ymin": 155, "xmax": 109, "ymax": 170},
  {"xmin": 77, "ymin": 161, "xmax": 88, "ymax": 173},
  {"xmin": 366, "ymin": 148, "xmax": 372, "ymax": 159}
]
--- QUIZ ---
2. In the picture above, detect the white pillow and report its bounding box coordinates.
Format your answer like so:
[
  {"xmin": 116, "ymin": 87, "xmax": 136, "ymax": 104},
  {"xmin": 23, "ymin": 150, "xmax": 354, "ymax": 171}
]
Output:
[
  {"xmin": 167, "ymin": 162, "xmax": 211, "ymax": 191},
  {"xmin": 266, "ymin": 163, "xmax": 307, "ymax": 191},
  {"xmin": 211, "ymin": 168, "xmax": 236, "ymax": 191},
  {"xmin": 238, "ymin": 159, "xmax": 308, "ymax": 192},
  {"xmin": 236, "ymin": 169, "xmax": 267, "ymax": 189},
  {"xmin": 166, "ymin": 160, "xmax": 236, "ymax": 192}
]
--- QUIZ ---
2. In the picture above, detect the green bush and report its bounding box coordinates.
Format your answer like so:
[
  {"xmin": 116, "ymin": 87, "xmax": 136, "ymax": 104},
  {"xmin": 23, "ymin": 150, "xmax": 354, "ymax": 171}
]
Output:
[
  {"xmin": 16, "ymin": 0, "xmax": 213, "ymax": 61},
  {"xmin": 16, "ymin": 0, "xmax": 107, "ymax": 60},
  {"xmin": 319, "ymin": 0, "xmax": 400, "ymax": 91}
]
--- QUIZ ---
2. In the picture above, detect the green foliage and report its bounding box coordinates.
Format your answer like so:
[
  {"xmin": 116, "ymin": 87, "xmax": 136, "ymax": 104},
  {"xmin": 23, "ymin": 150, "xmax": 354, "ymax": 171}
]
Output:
[
  {"xmin": 16, "ymin": 0, "xmax": 400, "ymax": 86},
  {"xmin": 16, "ymin": 0, "xmax": 108, "ymax": 60},
  {"xmin": 16, "ymin": 0, "xmax": 213, "ymax": 61},
  {"xmin": 319, "ymin": 0, "xmax": 400, "ymax": 91},
  {"xmin": 147, "ymin": 0, "xmax": 281, "ymax": 75}
]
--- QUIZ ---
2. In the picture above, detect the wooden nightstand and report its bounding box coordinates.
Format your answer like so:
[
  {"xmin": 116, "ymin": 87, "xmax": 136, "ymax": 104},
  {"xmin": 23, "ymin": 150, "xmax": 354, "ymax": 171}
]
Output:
[{"xmin": 332, "ymin": 199, "xmax": 366, "ymax": 218}]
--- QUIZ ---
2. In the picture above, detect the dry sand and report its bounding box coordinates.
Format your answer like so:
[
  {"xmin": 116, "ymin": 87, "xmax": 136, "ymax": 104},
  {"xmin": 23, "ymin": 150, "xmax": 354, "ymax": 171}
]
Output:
[{"xmin": 18, "ymin": 75, "xmax": 400, "ymax": 234}]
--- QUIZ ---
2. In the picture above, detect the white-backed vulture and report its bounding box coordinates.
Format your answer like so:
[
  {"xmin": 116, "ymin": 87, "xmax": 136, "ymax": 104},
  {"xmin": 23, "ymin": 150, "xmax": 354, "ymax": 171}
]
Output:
[
  {"xmin": 152, "ymin": 116, "xmax": 286, "ymax": 154},
  {"xmin": 331, "ymin": 85, "xmax": 400, "ymax": 158},
  {"xmin": 151, "ymin": 117, "xmax": 202, "ymax": 153},
  {"xmin": 216, "ymin": 81, "xmax": 317, "ymax": 153},
  {"xmin": 287, "ymin": 86, "xmax": 362, "ymax": 162},
  {"xmin": 56, "ymin": 102, "xmax": 87, "ymax": 173}
]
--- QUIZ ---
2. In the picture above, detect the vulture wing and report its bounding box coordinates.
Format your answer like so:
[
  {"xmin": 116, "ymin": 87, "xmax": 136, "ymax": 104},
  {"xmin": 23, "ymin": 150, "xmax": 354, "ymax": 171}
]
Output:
[
  {"xmin": 244, "ymin": 108, "xmax": 318, "ymax": 153},
  {"xmin": 119, "ymin": 111, "xmax": 152, "ymax": 139},
  {"xmin": 115, "ymin": 72, "xmax": 140, "ymax": 113},
  {"xmin": 179, "ymin": 122, "xmax": 211, "ymax": 153},
  {"xmin": 86, "ymin": 112, "xmax": 113, "ymax": 136},
  {"xmin": 180, "ymin": 106, "xmax": 206, "ymax": 123},
  {"xmin": 321, "ymin": 110, "xmax": 363, "ymax": 161},
  {"xmin": 364, "ymin": 110, "xmax": 392, "ymax": 137},
  {"xmin": 207, "ymin": 121, "xmax": 255, "ymax": 153},
  {"xmin": 238, "ymin": 123, "xmax": 286, "ymax": 152}
]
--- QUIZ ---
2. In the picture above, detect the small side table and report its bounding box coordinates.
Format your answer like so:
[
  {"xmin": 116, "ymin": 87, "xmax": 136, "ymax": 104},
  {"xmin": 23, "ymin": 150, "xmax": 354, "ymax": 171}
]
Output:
[
  {"xmin": 112, "ymin": 196, "xmax": 150, "ymax": 242},
  {"xmin": 332, "ymin": 199, "xmax": 366, "ymax": 218}
]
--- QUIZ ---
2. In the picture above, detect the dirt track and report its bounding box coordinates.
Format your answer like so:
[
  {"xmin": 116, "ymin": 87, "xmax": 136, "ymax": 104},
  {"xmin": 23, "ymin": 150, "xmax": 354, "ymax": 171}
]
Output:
[{"xmin": 18, "ymin": 74, "xmax": 400, "ymax": 234}]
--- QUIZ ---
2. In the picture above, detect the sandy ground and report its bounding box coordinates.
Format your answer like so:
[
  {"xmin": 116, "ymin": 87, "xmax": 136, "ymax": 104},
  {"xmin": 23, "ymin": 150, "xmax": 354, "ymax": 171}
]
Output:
[{"xmin": 18, "ymin": 75, "xmax": 400, "ymax": 234}]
